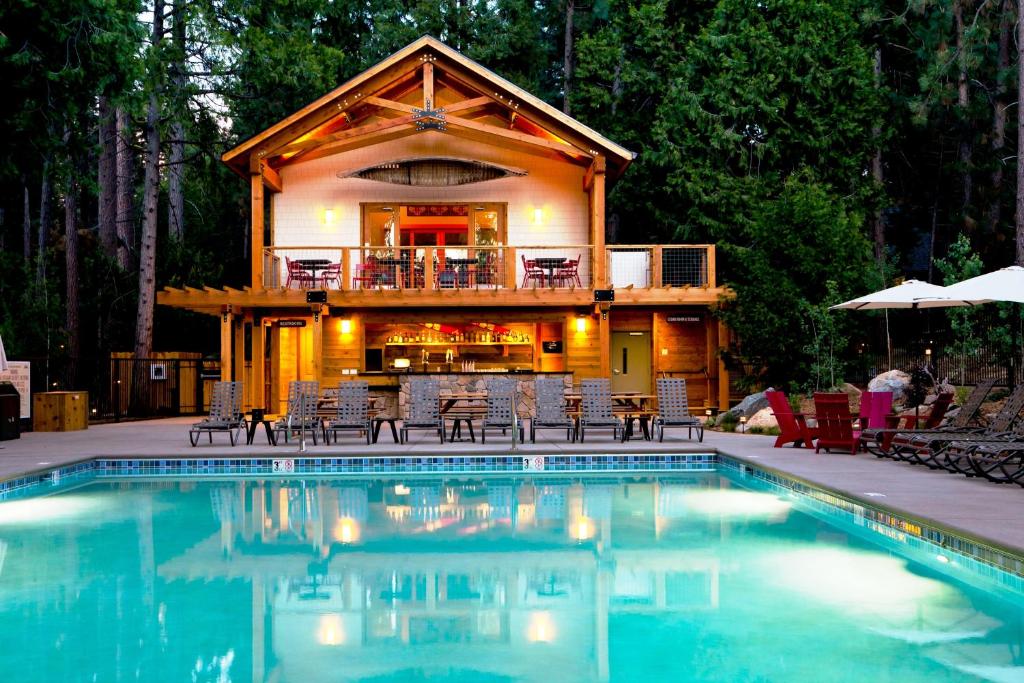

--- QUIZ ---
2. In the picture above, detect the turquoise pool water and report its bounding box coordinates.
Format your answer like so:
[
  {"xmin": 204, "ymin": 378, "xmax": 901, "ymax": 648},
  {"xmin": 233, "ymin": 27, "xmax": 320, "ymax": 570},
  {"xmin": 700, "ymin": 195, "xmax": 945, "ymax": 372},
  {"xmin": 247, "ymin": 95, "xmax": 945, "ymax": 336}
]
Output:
[{"xmin": 0, "ymin": 471, "xmax": 1021, "ymax": 682}]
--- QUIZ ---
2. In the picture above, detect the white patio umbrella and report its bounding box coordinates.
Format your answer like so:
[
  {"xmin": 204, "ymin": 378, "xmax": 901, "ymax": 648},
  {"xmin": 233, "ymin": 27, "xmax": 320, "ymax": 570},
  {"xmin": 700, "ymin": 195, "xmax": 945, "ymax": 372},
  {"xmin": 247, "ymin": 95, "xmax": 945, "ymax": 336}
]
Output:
[
  {"xmin": 830, "ymin": 280, "xmax": 970, "ymax": 370},
  {"xmin": 939, "ymin": 265, "xmax": 1024, "ymax": 304}
]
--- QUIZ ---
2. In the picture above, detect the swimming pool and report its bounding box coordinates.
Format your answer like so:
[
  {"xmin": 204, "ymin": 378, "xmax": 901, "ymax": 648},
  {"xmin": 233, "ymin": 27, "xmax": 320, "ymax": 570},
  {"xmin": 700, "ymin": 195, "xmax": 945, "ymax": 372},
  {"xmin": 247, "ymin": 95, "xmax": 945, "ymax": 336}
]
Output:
[{"xmin": 0, "ymin": 467, "xmax": 1020, "ymax": 682}]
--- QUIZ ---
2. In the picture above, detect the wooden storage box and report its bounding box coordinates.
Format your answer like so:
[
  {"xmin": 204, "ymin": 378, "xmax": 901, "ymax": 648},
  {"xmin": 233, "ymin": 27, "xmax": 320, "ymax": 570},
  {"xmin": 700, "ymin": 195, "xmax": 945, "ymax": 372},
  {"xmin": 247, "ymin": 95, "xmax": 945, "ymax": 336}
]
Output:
[{"xmin": 32, "ymin": 391, "xmax": 89, "ymax": 432}]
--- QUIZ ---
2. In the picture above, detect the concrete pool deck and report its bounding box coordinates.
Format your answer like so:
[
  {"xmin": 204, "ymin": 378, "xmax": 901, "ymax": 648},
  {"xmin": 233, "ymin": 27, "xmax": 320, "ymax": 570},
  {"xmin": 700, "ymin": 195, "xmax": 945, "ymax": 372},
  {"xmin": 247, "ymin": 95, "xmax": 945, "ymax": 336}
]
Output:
[{"xmin": 2, "ymin": 417, "xmax": 1024, "ymax": 554}]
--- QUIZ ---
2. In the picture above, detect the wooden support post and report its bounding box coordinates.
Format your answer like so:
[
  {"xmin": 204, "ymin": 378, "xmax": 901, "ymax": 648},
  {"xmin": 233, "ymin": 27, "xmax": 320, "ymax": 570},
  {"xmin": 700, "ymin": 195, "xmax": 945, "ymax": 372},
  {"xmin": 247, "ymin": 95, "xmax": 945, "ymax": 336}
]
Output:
[
  {"xmin": 341, "ymin": 249, "xmax": 351, "ymax": 291},
  {"xmin": 706, "ymin": 244, "xmax": 716, "ymax": 288},
  {"xmin": 424, "ymin": 247, "xmax": 434, "ymax": 290},
  {"xmin": 505, "ymin": 247, "xmax": 517, "ymax": 289},
  {"xmin": 704, "ymin": 316, "xmax": 716, "ymax": 408},
  {"xmin": 234, "ymin": 317, "xmax": 245, "ymax": 400},
  {"xmin": 717, "ymin": 319, "xmax": 730, "ymax": 411},
  {"xmin": 252, "ymin": 316, "xmax": 266, "ymax": 410},
  {"xmin": 423, "ymin": 62, "xmax": 435, "ymax": 109},
  {"xmin": 220, "ymin": 310, "xmax": 233, "ymax": 381},
  {"xmin": 652, "ymin": 246, "xmax": 663, "ymax": 288},
  {"xmin": 250, "ymin": 162, "xmax": 265, "ymax": 289},
  {"xmin": 589, "ymin": 157, "xmax": 607, "ymax": 288},
  {"xmin": 599, "ymin": 310, "xmax": 611, "ymax": 377},
  {"xmin": 312, "ymin": 306, "xmax": 324, "ymax": 386},
  {"xmin": 269, "ymin": 324, "xmax": 281, "ymax": 414},
  {"xmin": 242, "ymin": 314, "xmax": 254, "ymax": 411}
]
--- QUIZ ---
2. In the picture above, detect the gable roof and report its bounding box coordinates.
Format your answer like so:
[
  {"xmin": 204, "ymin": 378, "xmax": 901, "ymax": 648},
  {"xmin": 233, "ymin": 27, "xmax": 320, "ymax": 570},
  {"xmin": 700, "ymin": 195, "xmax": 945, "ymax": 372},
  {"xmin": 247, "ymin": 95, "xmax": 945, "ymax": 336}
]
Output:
[{"xmin": 222, "ymin": 35, "xmax": 635, "ymax": 180}]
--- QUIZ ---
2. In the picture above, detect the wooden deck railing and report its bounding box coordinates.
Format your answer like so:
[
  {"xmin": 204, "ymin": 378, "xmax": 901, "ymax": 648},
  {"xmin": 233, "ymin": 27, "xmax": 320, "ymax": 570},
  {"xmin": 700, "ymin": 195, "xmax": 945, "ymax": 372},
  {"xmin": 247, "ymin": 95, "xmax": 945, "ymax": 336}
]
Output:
[{"xmin": 261, "ymin": 244, "xmax": 715, "ymax": 291}]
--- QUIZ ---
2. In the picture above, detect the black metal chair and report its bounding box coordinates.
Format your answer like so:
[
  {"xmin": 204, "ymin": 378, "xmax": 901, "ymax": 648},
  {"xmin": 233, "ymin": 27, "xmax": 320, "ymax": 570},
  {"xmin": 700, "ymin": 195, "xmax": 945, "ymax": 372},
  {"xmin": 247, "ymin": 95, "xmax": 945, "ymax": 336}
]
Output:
[
  {"xmin": 481, "ymin": 377, "xmax": 522, "ymax": 444},
  {"xmin": 323, "ymin": 381, "xmax": 372, "ymax": 444},
  {"xmin": 653, "ymin": 378, "xmax": 704, "ymax": 442},
  {"xmin": 579, "ymin": 378, "xmax": 624, "ymax": 442},
  {"xmin": 400, "ymin": 378, "xmax": 444, "ymax": 444},
  {"xmin": 189, "ymin": 381, "xmax": 245, "ymax": 446},
  {"xmin": 530, "ymin": 377, "xmax": 575, "ymax": 442}
]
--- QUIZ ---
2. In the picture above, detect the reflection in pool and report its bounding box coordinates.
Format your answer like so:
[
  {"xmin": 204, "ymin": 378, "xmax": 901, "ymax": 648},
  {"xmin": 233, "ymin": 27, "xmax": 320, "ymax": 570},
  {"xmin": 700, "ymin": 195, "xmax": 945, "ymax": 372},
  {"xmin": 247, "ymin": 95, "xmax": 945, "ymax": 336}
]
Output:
[{"xmin": 0, "ymin": 473, "xmax": 1020, "ymax": 682}]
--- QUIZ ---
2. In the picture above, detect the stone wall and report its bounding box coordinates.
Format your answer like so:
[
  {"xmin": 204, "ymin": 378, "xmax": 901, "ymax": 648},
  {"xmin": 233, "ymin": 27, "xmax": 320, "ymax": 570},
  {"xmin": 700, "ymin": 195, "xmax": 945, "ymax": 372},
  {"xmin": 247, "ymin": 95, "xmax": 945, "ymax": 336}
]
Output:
[{"xmin": 397, "ymin": 373, "xmax": 572, "ymax": 418}]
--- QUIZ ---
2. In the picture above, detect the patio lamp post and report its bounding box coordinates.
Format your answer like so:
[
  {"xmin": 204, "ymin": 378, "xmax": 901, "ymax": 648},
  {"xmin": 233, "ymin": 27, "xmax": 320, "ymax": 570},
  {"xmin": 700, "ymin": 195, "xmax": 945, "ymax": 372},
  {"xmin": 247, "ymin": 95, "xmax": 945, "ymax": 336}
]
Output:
[{"xmin": 740, "ymin": 415, "xmax": 747, "ymax": 433}]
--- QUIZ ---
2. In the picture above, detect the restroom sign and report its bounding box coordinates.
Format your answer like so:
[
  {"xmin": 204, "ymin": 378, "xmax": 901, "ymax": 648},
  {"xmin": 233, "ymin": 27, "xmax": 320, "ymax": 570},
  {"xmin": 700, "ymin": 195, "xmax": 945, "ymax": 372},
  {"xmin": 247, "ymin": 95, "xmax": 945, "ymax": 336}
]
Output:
[
  {"xmin": 523, "ymin": 456, "xmax": 546, "ymax": 472},
  {"xmin": 272, "ymin": 459, "xmax": 295, "ymax": 473}
]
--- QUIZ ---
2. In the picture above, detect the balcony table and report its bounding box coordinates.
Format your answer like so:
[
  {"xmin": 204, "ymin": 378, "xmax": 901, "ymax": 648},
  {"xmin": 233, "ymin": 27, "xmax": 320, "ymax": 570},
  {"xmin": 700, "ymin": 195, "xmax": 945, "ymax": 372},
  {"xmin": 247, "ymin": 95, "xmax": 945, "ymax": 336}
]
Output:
[
  {"xmin": 375, "ymin": 257, "xmax": 410, "ymax": 288},
  {"xmin": 293, "ymin": 259, "xmax": 332, "ymax": 287},
  {"xmin": 445, "ymin": 258, "xmax": 479, "ymax": 287},
  {"xmin": 532, "ymin": 257, "xmax": 568, "ymax": 287}
]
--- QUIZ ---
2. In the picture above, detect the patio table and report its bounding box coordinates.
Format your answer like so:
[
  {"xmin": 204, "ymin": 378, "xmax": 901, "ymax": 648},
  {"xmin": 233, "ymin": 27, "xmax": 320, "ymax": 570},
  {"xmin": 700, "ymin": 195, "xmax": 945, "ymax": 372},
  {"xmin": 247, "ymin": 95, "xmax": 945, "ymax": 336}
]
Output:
[
  {"xmin": 533, "ymin": 257, "xmax": 568, "ymax": 287},
  {"xmin": 294, "ymin": 259, "xmax": 332, "ymax": 286},
  {"xmin": 375, "ymin": 258, "xmax": 409, "ymax": 288},
  {"xmin": 446, "ymin": 258, "xmax": 479, "ymax": 287}
]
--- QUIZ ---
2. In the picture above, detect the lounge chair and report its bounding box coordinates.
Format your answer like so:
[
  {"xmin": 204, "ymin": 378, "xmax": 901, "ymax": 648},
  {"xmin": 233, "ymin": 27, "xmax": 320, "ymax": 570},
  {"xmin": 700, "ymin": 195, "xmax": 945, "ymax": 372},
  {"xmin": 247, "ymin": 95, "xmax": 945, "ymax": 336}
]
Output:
[
  {"xmin": 862, "ymin": 380, "xmax": 994, "ymax": 457},
  {"xmin": 652, "ymin": 378, "xmax": 704, "ymax": 442},
  {"xmin": 766, "ymin": 390, "xmax": 818, "ymax": 448},
  {"xmin": 813, "ymin": 393, "xmax": 859, "ymax": 454},
  {"xmin": 480, "ymin": 377, "xmax": 522, "ymax": 444},
  {"xmin": 400, "ymin": 378, "xmax": 444, "ymax": 444},
  {"xmin": 578, "ymin": 378, "xmax": 625, "ymax": 442},
  {"xmin": 323, "ymin": 381, "xmax": 371, "ymax": 444},
  {"xmin": 961, "ymin": 423, "xmax": 1024, "ymax": 484},
  {"xmin": 188, "ymin": 381, "xmax": 244, "ymax": 446},
  {"xmin": 926, "ymin": 385, "xmax": 1024, "ymax": 473},
  {"xmin": 530, "ymin": 377, "xmax": 575, "ymax": 442},
  {"xmin": 274, "ymin": 380, "xmax": 320, "ymax": 445}
]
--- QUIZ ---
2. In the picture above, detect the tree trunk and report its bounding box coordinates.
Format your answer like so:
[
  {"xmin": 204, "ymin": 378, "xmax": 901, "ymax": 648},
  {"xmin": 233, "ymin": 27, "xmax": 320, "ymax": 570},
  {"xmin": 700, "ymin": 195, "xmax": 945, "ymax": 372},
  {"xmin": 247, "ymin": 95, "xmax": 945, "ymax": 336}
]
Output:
[
  {"xmin": 36, "ymin": 160, "xmax": 51, "ymax": 286},
  {"xmin": 134, "ymin": 0, "xmax": 164, "ymax": 361},
  {"xmin": 562, "ymin": 0, "xmax": 575, "ymax": 115},
  {"xmin": 954, "ymin": 0, "xmax": 974, "ymax": 220},
  {"xmin": 1018, "ymin": 0, "xmax": 1024, "ymax": 265},
  {"xmin": 116, "ymin": 106, "xmax": 134, "ymax": 270},
  {"xmin": 872, "ymin": 47, "xmax": 885, "ymax": 266},
  {"xmin": 167, "ymin": 0, "xmax": 186, "ymax": 242},
  {"xmin": 65, "ymin": 173, "xmax": 80, "ymax": 386},
  {"xmin": 22, "ymin": 179, "xmax": 30, "ymax": 263},
  {"xmin": 98, "ymin": 96, "xmax": 118, "ymax": 258}
]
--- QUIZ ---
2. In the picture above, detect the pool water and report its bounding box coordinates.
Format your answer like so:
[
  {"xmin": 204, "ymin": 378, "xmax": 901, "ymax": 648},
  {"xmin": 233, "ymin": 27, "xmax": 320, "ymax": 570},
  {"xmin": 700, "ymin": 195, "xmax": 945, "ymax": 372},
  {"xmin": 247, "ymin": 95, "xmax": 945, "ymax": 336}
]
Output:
[{"xmin": 0, "ymin": 472, "xmax": 1021, "ymax": 682}]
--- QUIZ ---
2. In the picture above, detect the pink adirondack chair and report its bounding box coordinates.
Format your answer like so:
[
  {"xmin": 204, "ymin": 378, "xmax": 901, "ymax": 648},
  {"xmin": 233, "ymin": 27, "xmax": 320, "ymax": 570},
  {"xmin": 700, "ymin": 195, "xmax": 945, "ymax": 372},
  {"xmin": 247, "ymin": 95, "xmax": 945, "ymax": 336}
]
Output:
[{"xmin": 853, "ymin": 391, "xmax": 893, "ymax": 445}]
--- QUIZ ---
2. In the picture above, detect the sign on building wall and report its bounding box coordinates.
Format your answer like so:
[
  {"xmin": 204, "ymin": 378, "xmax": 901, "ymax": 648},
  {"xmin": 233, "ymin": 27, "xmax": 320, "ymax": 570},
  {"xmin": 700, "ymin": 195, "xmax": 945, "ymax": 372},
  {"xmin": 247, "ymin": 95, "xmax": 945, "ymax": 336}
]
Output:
[
  {"xmin": 279, "ymin": 320, "xmax": 307, "ymax": 328},
  {"xmin": 667, "ymin": 314, "xmax": 703, "ymax": 323},
  {"xmin": 542, "ymin": 341, "xmax": 563, "ymax": 354},
  {"xmin": 0, "ymin": 361, "xmax": 31, "ymax": 418}
]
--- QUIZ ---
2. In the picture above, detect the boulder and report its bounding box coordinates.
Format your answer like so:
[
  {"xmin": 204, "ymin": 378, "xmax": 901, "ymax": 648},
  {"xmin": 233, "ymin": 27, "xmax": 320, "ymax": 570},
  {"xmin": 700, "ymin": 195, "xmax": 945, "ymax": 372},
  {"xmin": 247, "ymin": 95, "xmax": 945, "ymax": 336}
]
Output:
[
  {"xmin": 745, "ymin": 407, "xmax": 778, "ymax": 429},
  {"xmin": 728, "ymin": 387, "xmax": 774, "ymax": 419},
  {"xmin": 839, "ymin": 383, "xmax": 862, "ymax": 398},
  {"xmin": 868, "ymin": 371, "xmax": 911, "ymax": 404}
]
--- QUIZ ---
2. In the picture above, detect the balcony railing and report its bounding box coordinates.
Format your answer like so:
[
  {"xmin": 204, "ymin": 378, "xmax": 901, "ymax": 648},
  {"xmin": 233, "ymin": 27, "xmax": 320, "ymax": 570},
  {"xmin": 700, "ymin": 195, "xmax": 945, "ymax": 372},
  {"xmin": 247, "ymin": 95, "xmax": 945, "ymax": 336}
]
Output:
[{"xmin": 261, "ymin": 245, "xmax": 714, "ymax": 291}]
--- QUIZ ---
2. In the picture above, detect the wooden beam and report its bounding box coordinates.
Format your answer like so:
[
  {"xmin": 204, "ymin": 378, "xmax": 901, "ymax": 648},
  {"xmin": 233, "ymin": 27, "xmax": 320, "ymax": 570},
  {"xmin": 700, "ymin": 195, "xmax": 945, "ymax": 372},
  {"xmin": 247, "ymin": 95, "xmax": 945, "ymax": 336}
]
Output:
[
  {"xmin": 364, "ymin": 96, "xmax": 419, "ymax": 115},
  {"xmin": 278, "ymin": 113, "xmax": 418, "ymax": 156},
  {"xmin": 583, "ymin": 155, "xmax": 607, "ymax": 191},
  {"xmin": 312, "ymin": 306, "xmax": 324, "ymax": 386},
  {"xmin": 260, "ymin": 162, "xmax": 282, "ymax": 193},
  {"xmin": 589, "ymin": 158, "xmax": 607, "ymax": 288},
  {"xmin": 423, "ymin": 62, "xmax": 434, "ymax": 109},
  {"xmin": 599, "ymin": 311, "xmax": 611, "ymax": 377},
  {"xmin": 707, "ymin": 244, "xmax": 717, "ymax": 288},
  {"xmin": 717, "ymin": 320, "xmax": 730, "ymax": 411},
  {"xmin": 445, "ymin": 114, "xmax": 590, "ymax": 157},
  {"xmin": 283, "ymin": 126, "xmax": 422, "ymax": 167},
  {"xmin": 252, "ymin": 316, "xmax": 266, "ymax": 411},
  {"xmin": 441, "ymin": 96, "xmax": 492, "ymax": 115}
]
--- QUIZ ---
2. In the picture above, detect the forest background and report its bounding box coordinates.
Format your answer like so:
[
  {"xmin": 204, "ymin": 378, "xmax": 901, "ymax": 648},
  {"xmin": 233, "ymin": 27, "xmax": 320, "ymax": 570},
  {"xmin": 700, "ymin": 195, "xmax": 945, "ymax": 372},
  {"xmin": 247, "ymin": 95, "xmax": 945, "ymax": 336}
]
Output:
[{"xmin": 2, "ymin": 0, "xmax": 1023, "ymax": 397}]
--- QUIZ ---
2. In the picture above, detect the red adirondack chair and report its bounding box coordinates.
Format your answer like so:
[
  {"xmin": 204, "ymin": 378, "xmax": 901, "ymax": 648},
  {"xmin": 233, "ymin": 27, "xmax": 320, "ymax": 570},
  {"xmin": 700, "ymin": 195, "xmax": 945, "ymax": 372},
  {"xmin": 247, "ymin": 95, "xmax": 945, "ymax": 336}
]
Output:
[
  {"xmin": 813, "ymin": 393, "xmax": 859, "ymax": 454},
  {"xmin": 766, "ymin": 390, "xmax": 817, "ymax": 448},
  {"xmin": 883, "ymin": 392, "xmax": 955, "ymax": 451}
]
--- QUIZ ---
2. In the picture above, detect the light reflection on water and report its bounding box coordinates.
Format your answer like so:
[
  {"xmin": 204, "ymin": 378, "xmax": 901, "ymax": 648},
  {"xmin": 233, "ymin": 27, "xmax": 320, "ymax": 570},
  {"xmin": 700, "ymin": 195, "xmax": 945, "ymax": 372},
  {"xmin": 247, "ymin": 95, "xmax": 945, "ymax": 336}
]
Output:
[{"xmin": 0, "ymin": 473, "xmax": 1020, "ymax": 682}]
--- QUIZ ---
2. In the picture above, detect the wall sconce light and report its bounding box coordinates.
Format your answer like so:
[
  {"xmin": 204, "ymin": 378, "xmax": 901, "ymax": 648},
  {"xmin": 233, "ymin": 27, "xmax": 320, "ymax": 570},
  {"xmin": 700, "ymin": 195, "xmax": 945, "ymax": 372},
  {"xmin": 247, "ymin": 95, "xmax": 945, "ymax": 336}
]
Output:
[
  {"xmin": 324, "ymin": 208, "xmax": 335, "ymax": 226},
  {"xmin": 340, "ymin": 319, "xmax": 352, "ymax": 334},
  {"xmin": 532, "ymin": 207, "xmax": 544, "ymax": 226},
  {"xmin": 575, "ymin": 316, "xmax": 587, "ymax": 333},
  {"xmin": 661, "ymin": 347, "xmax": 669, "ymax": 356},
  {"xmin": 924, "ymin": 347, "xmax": 932, "ymax": 358}
]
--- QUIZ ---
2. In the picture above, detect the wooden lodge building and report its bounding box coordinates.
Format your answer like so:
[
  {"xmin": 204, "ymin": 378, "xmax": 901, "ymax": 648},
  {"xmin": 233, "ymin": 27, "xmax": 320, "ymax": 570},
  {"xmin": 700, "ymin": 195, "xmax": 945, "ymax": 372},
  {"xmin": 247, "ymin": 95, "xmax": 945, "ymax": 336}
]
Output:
[{"xmin": 157, "ymin": 36, "xmax": 732, "ymax": 414}]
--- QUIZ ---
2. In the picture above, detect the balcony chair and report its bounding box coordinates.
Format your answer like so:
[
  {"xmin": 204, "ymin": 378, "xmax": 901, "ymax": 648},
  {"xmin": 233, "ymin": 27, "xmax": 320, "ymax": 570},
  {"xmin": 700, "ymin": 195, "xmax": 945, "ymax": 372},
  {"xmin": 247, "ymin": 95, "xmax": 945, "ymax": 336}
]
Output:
[
  {"xmin": 521, "ymin": 255, "xmax": 545, "ymax": 288},
  {"xmin": 274, "ymin": 380, "xmax": 320, "ymax": 445},
  {"xmin": 188, "ymin": 381, "xmax": 245, "ymax": 446},
  {"xmin": 400, "ymin": 378, "xmax": 444, "ymax": 444},
  {"xmin": 319, "ymin": 261, "xmax": 342, "ymax": 289},
  {"xmin": 765, "ymin": 390, "xmax": 817, "ymax": 448},
  {"xmin": 530, "ymin": 377, "xmax": 575, "ymax": 442},
  {"xmin": 554, "ymin": 254, "xmax": 582, "ymax": 288},
  {"xmin": 323, "ymin": 381, "xmax": 372, "ymax": 444},
  {"xmin": 813, "ymin": 393, "xmax": 859, "ymax": 454},
  {"xmin": 652, "ymin": 378, "xmax": 704, "ymax": 442},
  {"xmin": 578, "ymin": 378, "xmax": 625, "ymax": 442},
  {"xmin": 481, "ymin": 377, "xmax": 523, "ymax": 444},
  {"xmin": 352, "ymin": 256, "xmax": 380, "ymax": 289},
  {"xmin": 285, "ymin": 257, "xmax": 315, "ymax": 289}
]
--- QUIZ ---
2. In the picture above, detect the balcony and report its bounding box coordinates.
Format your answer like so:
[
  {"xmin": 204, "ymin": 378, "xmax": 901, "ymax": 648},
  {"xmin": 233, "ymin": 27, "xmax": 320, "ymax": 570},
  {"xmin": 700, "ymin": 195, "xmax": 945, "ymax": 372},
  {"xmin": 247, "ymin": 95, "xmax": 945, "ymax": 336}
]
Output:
[{"xmin": 262, "ymin": 245, "xmax": 716, "ymax": 293}]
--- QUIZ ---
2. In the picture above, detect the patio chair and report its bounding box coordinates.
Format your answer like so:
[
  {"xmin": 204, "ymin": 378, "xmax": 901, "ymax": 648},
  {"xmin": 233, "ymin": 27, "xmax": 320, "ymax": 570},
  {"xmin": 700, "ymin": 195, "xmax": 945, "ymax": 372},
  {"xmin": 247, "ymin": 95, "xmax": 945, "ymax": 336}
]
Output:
[
  {"xmin": 274, "ymin": 380, "xmax": 320, "ymax": 445},
  {"xmin": 400, "ymin": 378, "xmax": 444, "ymax": 444},
  {"xmin": 863, "ymin": 391, "xmax": 956, "ymax": 459},
  {"xmin": 813, "ymin": 393, "xmax": 859, "ymax": 454},
  {"xmin": 319, "ymin": 261, "xmax": 342, "ymax": 289},
  {"xmin": 961, "ymin": 422, "xmax": 1024, "ymax": 484},
  {"xmin": 481, "ymin": 377, "xmax": 523, "ymax": 444},
  {"xmin": 554, "ymin": 253, "xmax": 582, "ymax": 288},
  {"xmin": 766, "ymin": 390, "xmax": 817, "ymax": 448},
  {"xmin": 923, "ymin": 385, "xmax": 1024, "ymax": 473},
  {"xmin": 352, "ymin": 255, "xmax": 380, "ymax": 289},
  {"xmin": 521, "ymin": 255, "xmax": 545, "ymax": 288},
  {"xmin": 285, "ymin": 257, "xmax": 315, "ymax": 289},
  {"xmin": 652, "ymin": 378, "xmax": 704, "ymax": 442},
  {"xmin": 323, "ymin": 381, "xmax": 371, "ymax": 444},
  {"xmin": 579, "ymin": 378, "xmax": 625, "ymax": 442},
  {"xmin": 530, "ymin": 377, "xmax": 575, "ymax": 442},
  {"xmin": 188, "ymin": 381, "xmax": 244, "ymax": 446}
]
